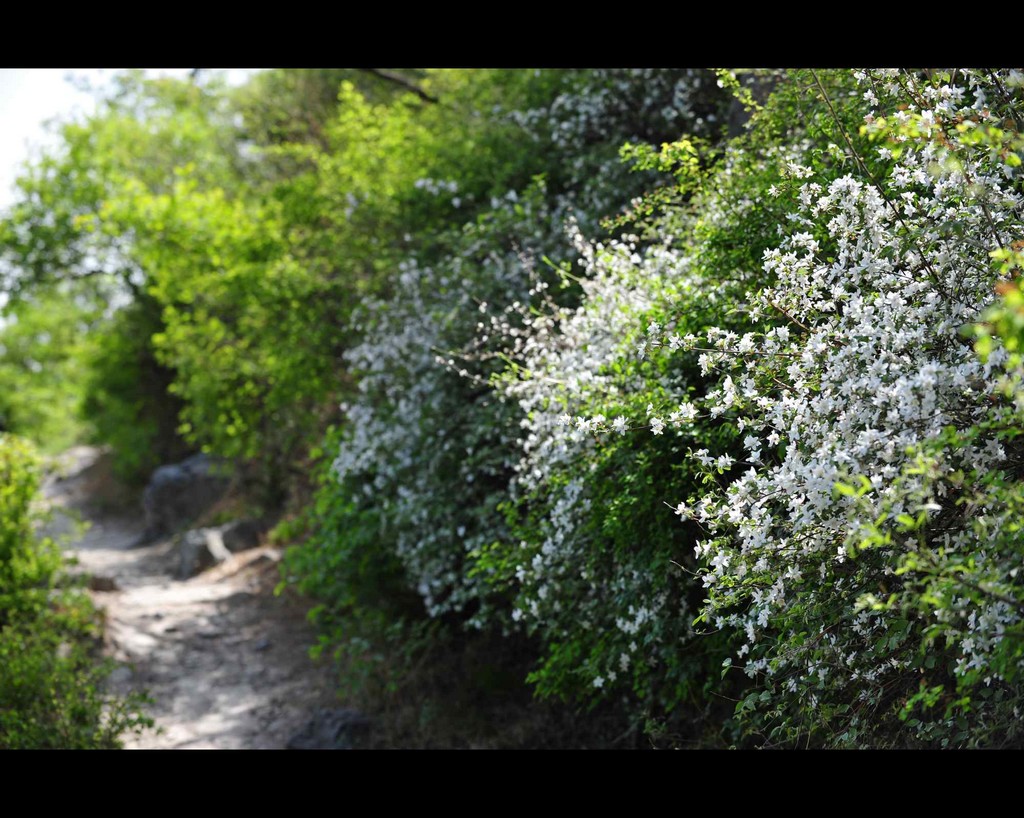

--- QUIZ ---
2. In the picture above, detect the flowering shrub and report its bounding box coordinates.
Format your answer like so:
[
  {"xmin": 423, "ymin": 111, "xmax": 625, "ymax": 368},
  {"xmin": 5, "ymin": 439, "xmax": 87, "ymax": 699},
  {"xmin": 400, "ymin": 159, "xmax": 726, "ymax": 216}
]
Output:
[
  {"xmin": 484, "ymin": 68, "xmax": 1024, "ymax": 746},
  {"xmin": 641, "ymin": 69, "xmax": 1024, "ymax": 745},
  {"xmin": 484, "ymin": 91, "xmax": 808, "ymax": 722},
  {"xmin": 488, "ymin": 224, "xmax": 734, "ymax": 715},
  {"xmin": 289, "ymin": 70, "xmax": 732, "ymax": 667},
  {"xmin": 323, "ymin": 183, "xmax": 563, "ymax": 625}
]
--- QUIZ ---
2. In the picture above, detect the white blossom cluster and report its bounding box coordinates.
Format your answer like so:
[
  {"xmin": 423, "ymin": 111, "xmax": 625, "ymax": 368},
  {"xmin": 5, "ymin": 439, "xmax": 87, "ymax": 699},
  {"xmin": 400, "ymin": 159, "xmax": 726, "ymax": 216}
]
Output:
[
  {"xmin": 330, "ymin": 71, "xmax": 723, "ymax": 630},
  {"xmin": 663, "ymin": 69, "xmax": 1024, "ymax": 739},
  {"xmin": 493, "ymin": 221, "xmax": 700, "ymax": 687},
  {"xmin": 492, "ymin": 69, "xmax": 1024, "ymax": 738},
  {"xmin": 412, "ymin": 177, "xmax": 459, "ymax": 196},
  {"xmin": 328, "ymin": 69, "xmax": 1024, "ymax": 740},
  {"xmin": 507, "ymin": 69, "xmax": 729, "ymax": 229},
  {"xmin": 505, "ymin": 223, "xmax": 686, "ymax": 489},
  {"xmin": 333, "ymin": 190, "xmax": 557, "ymax": 625},
  {"xmin": 480, "ymin": 128, "xmax": 815, "ymax": 700}
]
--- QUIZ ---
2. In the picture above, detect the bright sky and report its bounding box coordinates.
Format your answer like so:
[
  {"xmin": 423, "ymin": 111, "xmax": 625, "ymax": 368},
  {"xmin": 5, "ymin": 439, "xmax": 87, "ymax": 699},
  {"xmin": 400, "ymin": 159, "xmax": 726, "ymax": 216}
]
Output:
[{"xmin": 0, "ymin": 68, "xmax": 258, "ymax": 212}]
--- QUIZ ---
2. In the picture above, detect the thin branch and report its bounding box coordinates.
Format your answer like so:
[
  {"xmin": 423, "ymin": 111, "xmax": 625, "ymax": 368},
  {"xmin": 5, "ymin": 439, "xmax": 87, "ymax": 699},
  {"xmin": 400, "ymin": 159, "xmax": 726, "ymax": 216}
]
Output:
[
  {"xmin": 809, "ymin": 70, "xmax": 942, "ymax": 284},
  {"xmin": 362, "ymin": 69, "xmax": 438, "ymax": 104},
  {"xmin": 767, "ymin": 300, "xmax": 812, "ymax": 334}
]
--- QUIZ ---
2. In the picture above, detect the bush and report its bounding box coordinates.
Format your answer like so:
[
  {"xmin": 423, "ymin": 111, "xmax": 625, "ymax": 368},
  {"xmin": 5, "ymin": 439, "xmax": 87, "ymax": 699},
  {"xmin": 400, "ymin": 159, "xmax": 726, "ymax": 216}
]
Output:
[
  {"xmin": 567, "ymin": 68, "xmax": 1024, "ymax": 746},
  {"xmin": 0, "ymin": 434, "xmax": 151, "ymax": 748},
  {"xmin": 487, "ymin": 68, "xmax": 1024, "ymax": 747},
  {"xmin": 279, "ymin": 71, "xmax": 732, "ymax": 734},
  {"xmin": 0, "ymin": 434, "xmax": 62, "ymax": 621}
]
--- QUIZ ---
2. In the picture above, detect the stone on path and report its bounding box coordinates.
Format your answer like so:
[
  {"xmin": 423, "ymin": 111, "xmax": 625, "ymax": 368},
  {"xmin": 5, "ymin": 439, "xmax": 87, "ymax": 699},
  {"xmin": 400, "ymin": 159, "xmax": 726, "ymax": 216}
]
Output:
[
  {"xmin": 286, "ymin": 707, "xmax": 371, "ymax": 750},
  {"xmin": 141, "ymin": 453, "xmax": 231, "ymax": 542}
]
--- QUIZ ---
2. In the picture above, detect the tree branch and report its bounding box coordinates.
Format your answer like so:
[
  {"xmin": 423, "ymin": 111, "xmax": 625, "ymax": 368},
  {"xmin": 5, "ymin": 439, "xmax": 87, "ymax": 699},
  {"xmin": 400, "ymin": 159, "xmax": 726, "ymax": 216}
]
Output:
[{"xmin": 362, "ymin": 69, "xmax": 438, "ymax": 104}]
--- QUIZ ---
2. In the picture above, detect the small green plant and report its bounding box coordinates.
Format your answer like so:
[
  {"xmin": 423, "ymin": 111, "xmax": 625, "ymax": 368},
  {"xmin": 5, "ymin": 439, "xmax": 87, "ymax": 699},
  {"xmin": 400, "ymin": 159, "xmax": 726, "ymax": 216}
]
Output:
[{"xmin": 0, "ymin": 433, "xmax": 153, "ymax": 748}]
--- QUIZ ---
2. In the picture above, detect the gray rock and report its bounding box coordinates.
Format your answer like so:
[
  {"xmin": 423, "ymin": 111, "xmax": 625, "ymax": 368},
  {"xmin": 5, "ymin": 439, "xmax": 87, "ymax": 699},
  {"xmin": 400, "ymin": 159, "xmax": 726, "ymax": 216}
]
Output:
[
  {"xmin": 88, "ymin": 574, "xmax": 119, "ymax": 592},
  {"xmin": 286, "ymin": 707, "xmax": 371, "ymax": 750},
  {"xmin": 177, "ymin": 527, "xmax": 232, "ymax": 579},
  {"xmin": 221, "ymin": 518, "xmax": 264, "ymax": 553},
  {"xmin": 141, "ymin": 453, "xmax": 231, "ymax": 542}
]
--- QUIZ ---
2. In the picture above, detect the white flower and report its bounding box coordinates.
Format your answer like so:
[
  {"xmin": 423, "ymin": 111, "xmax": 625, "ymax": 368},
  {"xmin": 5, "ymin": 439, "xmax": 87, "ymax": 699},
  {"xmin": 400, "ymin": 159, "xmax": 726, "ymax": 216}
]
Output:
[
  {"xmin": 650, "ymin": 417, "xmax": 665, "ymax": 435},
  {"xmin": 674, "ymin": 402, "xmax": 698, "ymax": 423},
  {"xmin": 612, "ymin": 416, "xmax": 628, "ymax": 434}
]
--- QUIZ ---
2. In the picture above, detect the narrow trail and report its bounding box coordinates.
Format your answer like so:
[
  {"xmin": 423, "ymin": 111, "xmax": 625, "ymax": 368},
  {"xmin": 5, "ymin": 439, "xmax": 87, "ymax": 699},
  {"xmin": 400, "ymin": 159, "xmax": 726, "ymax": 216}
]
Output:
[{"xmin": 41, "ymin": 447, "xmax": 340, "ymax": 749}]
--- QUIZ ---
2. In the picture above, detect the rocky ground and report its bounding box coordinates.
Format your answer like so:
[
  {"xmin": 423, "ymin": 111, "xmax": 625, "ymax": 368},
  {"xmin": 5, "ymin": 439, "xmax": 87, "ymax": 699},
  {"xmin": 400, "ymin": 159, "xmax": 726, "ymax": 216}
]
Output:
[{"xmin": 40, "ymin": 446, "xmax": 352, "ymax": 750}]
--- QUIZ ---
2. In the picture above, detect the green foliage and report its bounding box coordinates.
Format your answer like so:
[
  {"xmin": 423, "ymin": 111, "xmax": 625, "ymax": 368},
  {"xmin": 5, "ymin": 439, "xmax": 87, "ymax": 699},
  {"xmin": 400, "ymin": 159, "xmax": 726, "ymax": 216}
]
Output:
[
  {"xmin": 16, "ymin": 68, "xmax": 1024, "ymax": 748},
  {"xmin": 0, "ymin": 290, "xmax": 96, "ymax": 451},
  {"xmin": 976, "ymin": 277, "xmax": 1024, "ymax": 372},
  {"xmin": 0, "ymin": 605, "xmax": 153, "ymax": 749},
  {"xmin": 0, "ymin": 434, "xmax": 152, "ymax": 747},
  {"xmin": 276, "ymin": 425, "xmax": 437, "ymax": 708},
  {"xmin": 277, "ymin": 429, "xmax": 418, "ymax": 620},
  {"xmin": 822, "ymin": 424, "xmax": 1024, "ymax": 748},
  {"xmin": 0, "ymin": 70, "xmax": 592, "ymax": 499},
  {"xmin": 81, "ymin": 299, "xmax": 190, "ymax": 482},
  {"xmin": 0, "ymin": 434, "xmax": 61, "ymax": 620},
  {"xmin": 0, "ymin": 72, "xmax": 249, "ymax": 480}
]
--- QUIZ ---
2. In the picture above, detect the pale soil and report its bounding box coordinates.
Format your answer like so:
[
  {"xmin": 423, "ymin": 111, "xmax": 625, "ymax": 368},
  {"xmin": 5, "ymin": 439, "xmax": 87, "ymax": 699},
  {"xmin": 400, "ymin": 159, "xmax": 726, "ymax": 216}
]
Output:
[{"xmin": 41, "ymin": 446, "xmax": 339, "ymax": 749}]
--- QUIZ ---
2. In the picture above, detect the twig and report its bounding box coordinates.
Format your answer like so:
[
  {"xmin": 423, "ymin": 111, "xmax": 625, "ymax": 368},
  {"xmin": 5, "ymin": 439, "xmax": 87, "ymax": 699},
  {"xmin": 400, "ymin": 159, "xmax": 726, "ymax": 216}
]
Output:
[
  {"xmin": 362, "ymin": 69, "xmax": 438, "ymax": 104},
  {"xmin": 810, "ymin": 70, "xmax": 942, "ymax": 284}
]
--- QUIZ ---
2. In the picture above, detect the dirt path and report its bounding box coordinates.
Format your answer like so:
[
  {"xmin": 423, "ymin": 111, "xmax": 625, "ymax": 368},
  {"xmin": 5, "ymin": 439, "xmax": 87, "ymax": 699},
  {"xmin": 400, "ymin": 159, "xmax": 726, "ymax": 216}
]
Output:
[{"xmin": 41, "ymin": 446, "xmax": 342, "ymax": 749}]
